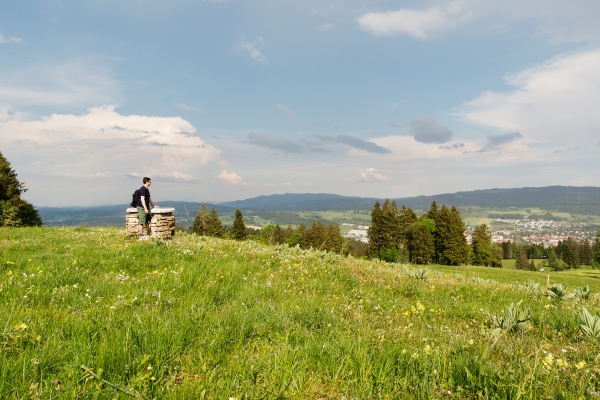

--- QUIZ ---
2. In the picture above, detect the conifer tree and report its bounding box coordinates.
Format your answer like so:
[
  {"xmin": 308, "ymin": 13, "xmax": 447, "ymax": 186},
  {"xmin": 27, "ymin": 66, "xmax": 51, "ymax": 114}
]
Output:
[
  {"xmin": 367, "ymin": 201, "xmax": 383, "ymax": 258},
  {"xmin": 471, "ymin": 224, "xmax": 493, "ymax": 266},
  {"xmin": 205, "ymin": 207, "xmax": 225, "ymax": 238},
  {"xmin": 0, "ymin": 151, "xmax": 42, "ymax": 227},
  {"xmin": 408, "ymin": 220, "xmax": 435, "ymax": 264},
  {"xmin": 442, "ymin": 206, "xmax": 470, "ymax": 265},
  {"xmin": 491, "ymin": 244, "xmax": 504, "ymax": 268},
  {"xmin": 427, "ymin": 201, "xmax": 441, "ymax": 263},
  {"xmin": 231, "ymin": 209, "xmax": 248, "ymax": 240},
  {"xmin": 190, "ymin": 204, "xmax": 208, "ymax": 235},
  {"xmin": 580, "ymin": 238, "xmax": 593, "ymax": 265},
  {"xmin": 273, "ymin": 224, "xmax": 285, "ymax": 244},
  {"xmin": 304, "ymin": 220, "xmax": 328, "ymax": 250},
  {"xmin": 326, "ymin": 223, "xmax": 345, "ymax": 253},
  {"xmin": 398, "ymin": 205, "xmax": 417, "ymax": 251},
  {"xmin": 515, "ymin": 248, "xmax": 529, "ymax": 270}
]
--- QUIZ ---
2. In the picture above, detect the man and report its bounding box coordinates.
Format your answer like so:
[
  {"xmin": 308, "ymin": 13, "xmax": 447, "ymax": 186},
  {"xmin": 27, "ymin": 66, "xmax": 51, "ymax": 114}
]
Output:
[{"xmin": 137, "ymin": 177, "xmax": 160, "ymax": 239}]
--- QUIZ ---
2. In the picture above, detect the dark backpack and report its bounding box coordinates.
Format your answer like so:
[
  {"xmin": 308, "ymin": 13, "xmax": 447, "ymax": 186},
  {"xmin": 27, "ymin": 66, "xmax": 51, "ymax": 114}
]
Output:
[{"xmin": 130, "ymin": 189, "xmax": 140, "ymax": 207}]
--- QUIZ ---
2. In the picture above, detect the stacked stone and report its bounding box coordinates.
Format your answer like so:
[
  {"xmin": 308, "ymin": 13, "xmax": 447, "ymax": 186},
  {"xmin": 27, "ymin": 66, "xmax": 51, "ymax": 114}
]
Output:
[
  {"xmin": 150, "ymin": 213, "xmax": 176, "ymax": 239},
  {"xmin": 126, "ymin": 208, "xmax": 139, "ymax": 236}
]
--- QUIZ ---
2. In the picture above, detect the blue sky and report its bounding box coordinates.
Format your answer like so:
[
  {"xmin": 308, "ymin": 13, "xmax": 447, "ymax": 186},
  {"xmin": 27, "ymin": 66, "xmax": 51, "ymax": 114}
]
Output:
[{"xmin": 1, "ymin": 0, "xmax": 600, "ymax": 206}]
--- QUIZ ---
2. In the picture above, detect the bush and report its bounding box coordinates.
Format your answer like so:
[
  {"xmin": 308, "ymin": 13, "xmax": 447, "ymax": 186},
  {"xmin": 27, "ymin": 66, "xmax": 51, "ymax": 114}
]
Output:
[{"xmin": 379, "ymin": 247, "xmax": 399, "ymax": 262}]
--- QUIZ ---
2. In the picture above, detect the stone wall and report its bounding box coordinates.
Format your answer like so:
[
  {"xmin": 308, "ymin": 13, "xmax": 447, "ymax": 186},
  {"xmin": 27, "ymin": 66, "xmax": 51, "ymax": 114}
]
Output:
[{"xmin": 125, "ymin": 208, "xmax": 176, "ymax": 239}]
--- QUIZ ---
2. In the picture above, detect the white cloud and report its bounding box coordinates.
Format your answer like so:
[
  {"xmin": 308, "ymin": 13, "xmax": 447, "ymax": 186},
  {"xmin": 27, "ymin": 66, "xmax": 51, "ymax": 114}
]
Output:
[
  {"xmin": 458, "ymin": 48, "xmax": 600, "ymax": 146},
  {"xmin": 0, "ymin": 105, "xmax": 221, "ymax": 201},
  {"xmin": 276, "ymin": 104, "xmax": 296, "ymax": 116},
  {"xmin": 0, "ymin": 33, "xmax": 22, "ymax": 44},
  {"xmin": 236, "ymin": 36, "xmax": 266, "ymax": 62},
  {"xmin": 357, "ymin": 2, "xmax": 471, "ymax": 39},
  {"xmin": 359, "ymin": 168, "xmax": 389, "ymax": 182},
  {"xmin": 218, "ymin": 170, "xmax": 251, "ymax": 186},
  {"xmin": 357, "ymin": 1, "xmax": 600, "ymax": 42},
  {"xmin": 319, "ymin": 23, "xmax": 337, "ymax": 33},
  {"xmin": 175, "ymin": 103, "xmax": 201, "ymax": 111}
]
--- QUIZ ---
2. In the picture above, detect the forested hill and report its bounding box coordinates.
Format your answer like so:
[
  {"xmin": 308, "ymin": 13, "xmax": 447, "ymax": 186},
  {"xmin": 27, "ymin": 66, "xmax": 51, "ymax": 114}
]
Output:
[{"xmin": 220, "ymin": 186, "xmax": 600, "ymax": 214}]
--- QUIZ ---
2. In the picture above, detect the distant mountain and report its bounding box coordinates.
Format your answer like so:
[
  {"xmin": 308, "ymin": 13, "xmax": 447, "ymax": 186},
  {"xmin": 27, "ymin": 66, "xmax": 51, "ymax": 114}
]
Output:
[
  {"xmin": 220, "ymin": 186, "xmax": 600, "ymax": 214},
  {"xmin": 36, "ymin": 186, "xmax": 600, "ymax": 226},
  {"xmin": 220, "ymin": 193, "xmax": 380, "ymax": 211},
  {"xmin": 38, "ymin": 201, "xmax": 235, "ymax": 227}
]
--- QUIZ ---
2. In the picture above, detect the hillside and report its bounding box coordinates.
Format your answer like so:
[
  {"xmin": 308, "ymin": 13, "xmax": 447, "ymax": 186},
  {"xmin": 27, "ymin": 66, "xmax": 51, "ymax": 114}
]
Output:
[
  {"xmin": 1, "ymin": 227, "xmax": 599, "ymax": 398},
  {"xmin": 221, "ymin": 186, "xmax": 600, "ymax": 213}
]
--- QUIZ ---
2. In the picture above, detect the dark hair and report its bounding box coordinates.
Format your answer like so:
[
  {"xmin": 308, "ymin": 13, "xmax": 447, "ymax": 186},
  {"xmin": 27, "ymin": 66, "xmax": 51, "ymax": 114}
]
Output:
[{"xmin": 143, "ymin": 177, "xmax": 151, "ymax": 184}]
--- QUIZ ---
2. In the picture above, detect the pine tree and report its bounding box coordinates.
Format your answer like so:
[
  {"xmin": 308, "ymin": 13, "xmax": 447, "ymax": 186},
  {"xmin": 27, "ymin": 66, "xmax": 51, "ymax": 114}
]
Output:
[
  {"xmin": 515, "ymin": 248, "xmax": 529, "ymax": 270},
  {"xmin": 326, "ymin": 223, "xmax": 345, "ymax": 253},
  {"xmin": 205, "ymin": 208, "xmax": 225, "ymax": 238},
  {"xmin": 398, "ymin": 205, "xmax": 417, "ymax": 253},
  {"xmin": 491, "ymin": 244, "xmax": 504, "ymax": 268},
  {"xmin": 304, "ymin": 220, "xmax": 328, "ymax": 250},
  {"xmin": 427, "ymin": 201, "xmax": 441, "ymax": 263},
  {"xmin": 367, "ymin": 201, "xmax": 383, "ymax": 258},
  {"xmin": 273, "ymin": 224, "xmax": 285, "ymax": 244},
  {"xmin": 580, "ymin": 238, "xmax": 593, "ymax": 265},
  {"xmin": 408, "ymin": 221, "xmax": 435, "ymax": 264},
  {"xmin": 561, "ymin": 238, "xmax": 580, "ymax": 268},
  {"xmin": 471, "ymin": 224, "xmax": 493, "ymax": 266},
  {"xmin": 0, "ymin": 151, "xmax": 42, "ymax": 227},
  {"xmin": 190, "ymin": 204, "xmax": 208, "ymax": 235},
  {"xmin": 442, "ymin": 206, "xmax": 470, "ymax": 265},
  {"xmin": 547, "ymin": 248, "xmax": 561, "ymax": 270},
  {"xmin": 231, "ymin": 209, "xmax": 247, "ymax": 240}
]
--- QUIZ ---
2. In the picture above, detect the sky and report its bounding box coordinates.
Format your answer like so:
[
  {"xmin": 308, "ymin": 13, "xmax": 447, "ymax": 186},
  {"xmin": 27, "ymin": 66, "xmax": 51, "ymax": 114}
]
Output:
[{"xmin": 1, "ymin": 0, "xmax": 600, "ymax": 206}]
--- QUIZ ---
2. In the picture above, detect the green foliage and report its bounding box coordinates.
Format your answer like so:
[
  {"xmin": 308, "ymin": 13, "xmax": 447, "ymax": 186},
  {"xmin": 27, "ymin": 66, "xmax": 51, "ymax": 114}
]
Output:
[
  {"xmin": 487, "ymin": 301, "xmax": 532, "ymax": 333},
  {"xmin": 379, "ymin": 247, "xmax": 399, "ymax": 262},
  {"xmin": 205, "ymin": 207, "xmax": 226, "ymax": 238},
  {"xmin": 491, "ymin": 243, "xmax": 503, "ymax": 268},
  {"xmin": 0, "ymin": 227, "xmax": 599, "ymax": 398},
  {"xmin": 579, "ymin": 308, "xmax": 600, "ymax": 341},
  {"xmin": 190, "ymin": 204, "xmax": 208, "ymax": 235},
  {"xmin": 0, "ymin": 151, "xmax": 42, "ymax": 227},
  {"xmin": 523, "ymin": 279, "xmax": 541, "ymax": 294},
  {"xmin": 575, "ymin": 285, "xmax": 591, "ymax": 300},
  {"xmin": 546, "ymin": 283, "xmax": 568, "ymax": 299},
  {"xmin": 230, "ymin": 209, "xmax": 248, "ymax": 241},
  {"xmin": 471, "ymin": 224, "xmax": 493, "ymax": 266},
  {"xmin": 515, "ymin": 248, "xmax": 529, "ymax": 270},
  {"xmin": 408, "ymin": 220, "xmax": 435, "ymax": 264}
]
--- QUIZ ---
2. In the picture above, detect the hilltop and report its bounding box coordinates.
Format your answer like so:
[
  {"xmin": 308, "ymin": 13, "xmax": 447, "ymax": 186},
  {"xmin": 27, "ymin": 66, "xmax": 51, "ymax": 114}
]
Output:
[{"xmin": 1, "ymin": 227, "xmax": 599, "ymax": 398}]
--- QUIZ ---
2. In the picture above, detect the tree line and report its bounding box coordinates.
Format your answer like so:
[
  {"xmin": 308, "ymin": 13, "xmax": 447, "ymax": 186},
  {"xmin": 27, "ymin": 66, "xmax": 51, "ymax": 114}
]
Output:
[
  {"xmin": 0, "ymin": 152, "xmax": 42, "ymax": 227},
  {"xmin": 367, "ymin": 199, "xmax": 472, "ymax": 265},
  {"xmin": 189, "ymin": 205, "xmax": 345, "ymax": 253}
]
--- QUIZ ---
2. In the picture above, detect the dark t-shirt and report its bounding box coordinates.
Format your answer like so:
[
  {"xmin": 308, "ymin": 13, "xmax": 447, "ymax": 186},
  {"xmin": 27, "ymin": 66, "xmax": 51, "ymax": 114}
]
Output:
[{"xmin": 137, "ymin": 186, "xmax": 151, "ymax": 209}]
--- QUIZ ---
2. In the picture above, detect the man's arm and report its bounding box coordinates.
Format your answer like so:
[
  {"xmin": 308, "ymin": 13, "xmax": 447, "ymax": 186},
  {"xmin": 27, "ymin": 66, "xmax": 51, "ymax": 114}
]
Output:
[
  {"xmin": 149, "ymin": 198, "xmax": 159, "ymax": 208},
  {"xmin": 141, "ymin": 196, "xmax": 149, "ymax": 213}
]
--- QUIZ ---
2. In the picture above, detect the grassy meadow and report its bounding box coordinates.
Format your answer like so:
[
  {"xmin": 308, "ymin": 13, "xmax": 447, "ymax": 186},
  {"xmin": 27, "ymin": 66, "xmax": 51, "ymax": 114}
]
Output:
[{"xmin": 2, "ymin": 227, "xmax": 600, "ymax": 398}]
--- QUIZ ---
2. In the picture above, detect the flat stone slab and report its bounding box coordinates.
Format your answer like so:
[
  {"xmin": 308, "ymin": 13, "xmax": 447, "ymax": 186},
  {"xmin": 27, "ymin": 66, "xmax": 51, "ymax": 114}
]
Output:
[{"xmin": 126, "ymin": 207, "xmax": 175, "ymax": 214}]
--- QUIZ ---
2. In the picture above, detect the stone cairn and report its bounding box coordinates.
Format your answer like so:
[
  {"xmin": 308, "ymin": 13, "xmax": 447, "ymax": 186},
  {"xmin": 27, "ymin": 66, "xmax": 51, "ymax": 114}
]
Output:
[{"xmin": 126, "ymin": 207, "xmax": 176, "ymax": 239}]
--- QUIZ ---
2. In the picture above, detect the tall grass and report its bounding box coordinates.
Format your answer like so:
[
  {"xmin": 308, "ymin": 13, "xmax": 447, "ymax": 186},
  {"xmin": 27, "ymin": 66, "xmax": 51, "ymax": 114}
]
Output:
[{"xmin": 1, "ymin": 227, "xmax": 599, "ymax": 398}]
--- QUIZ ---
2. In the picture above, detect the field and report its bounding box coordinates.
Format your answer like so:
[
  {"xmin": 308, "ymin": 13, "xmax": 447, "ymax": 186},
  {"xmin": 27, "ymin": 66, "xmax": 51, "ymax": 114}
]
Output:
[{"xmin": 2, "ymin": 227, "xmax": 600, "ymax": 398}]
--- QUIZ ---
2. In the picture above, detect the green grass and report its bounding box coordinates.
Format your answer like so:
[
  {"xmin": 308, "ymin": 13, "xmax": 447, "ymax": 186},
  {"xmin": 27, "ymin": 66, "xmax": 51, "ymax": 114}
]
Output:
[{"xmin": 2, "ymin": 227, "xmax": 600, "ymax": 398}]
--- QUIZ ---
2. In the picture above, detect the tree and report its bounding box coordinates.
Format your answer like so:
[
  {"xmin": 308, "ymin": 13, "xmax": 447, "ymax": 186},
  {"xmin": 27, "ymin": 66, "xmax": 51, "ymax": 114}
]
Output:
[
  {"xmin": 546, "ymin": 248, "xmax": 562, "ymax": 271},
  {"xmin": 205, "ymin": 207, "xmax": 225, "ymax": 238},
  {"xmin": 427, "ymin": 201, "xmax": 441, "ymax": 263},
  {"xmin": 0, "ymin": 151, "xmax": 42, "ymax": 227},
  {"xmin": 408, "ymin": 221, "xmax": 435, "ymax": 264},
  {"xmin": 398, "ymin": 205, "xmax": 418, "ymax": 258},
  {"xmin": 440, "ymin": 206, "xmax": 470, "ymax": 265},
  {"xmin": 561, "ymin": 238, "xmax": 580, "ymax": 269},
  {"xmin": 272, "ymin": 224, "xmax": 286, "ymax": 244},
  {"xmin": 491, "ymin": 244, "xmax": 504, "ymax": 268},
  {"xmin": 515, "ymin": 248, "xmax": 529, "ymax": 270},
  {"xmin": 326, "ymin": 223, "xmax": 345, "ymax": 253},
  {"xmin": 304, "ymin": 220, "xmax": 328, "ymax": 250},
  {"xmin": 579, "ymin": 238, "xmax": 593, "ymax": 265},
  {"xmin": 367, "ymin": 201, "xmax": 383, "ymax": 259},
  {"xmin": 190, "ymin": 204, "xmax": 208, "ymax": 235},
  {"xmin": 230, "ymin": 209, "xmax": 247, "ymax": 240},
  {"xmin": 471, "ymin": 224, "xmax": 493, "ymax": 266}
]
